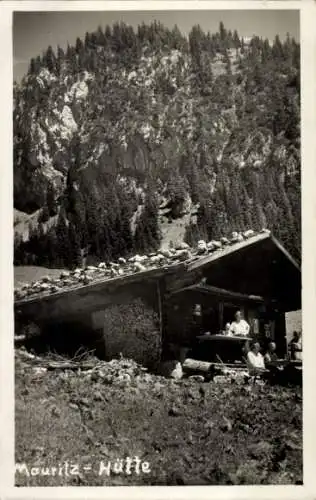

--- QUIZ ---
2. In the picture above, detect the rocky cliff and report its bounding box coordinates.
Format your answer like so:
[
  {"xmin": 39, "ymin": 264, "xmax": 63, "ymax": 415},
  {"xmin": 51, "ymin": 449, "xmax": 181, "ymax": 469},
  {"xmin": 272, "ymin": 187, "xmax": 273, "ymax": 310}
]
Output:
[{"xmin": 13, "ymin": 22, "xmax": 300, "ymax": 266}]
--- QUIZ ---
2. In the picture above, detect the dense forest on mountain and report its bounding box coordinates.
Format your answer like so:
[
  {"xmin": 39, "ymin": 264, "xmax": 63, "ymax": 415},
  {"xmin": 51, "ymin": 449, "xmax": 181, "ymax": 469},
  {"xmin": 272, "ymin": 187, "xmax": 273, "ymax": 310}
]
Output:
[{"xmin": 13, "ymin": 21, "xmax": 301, "ymax": 268}]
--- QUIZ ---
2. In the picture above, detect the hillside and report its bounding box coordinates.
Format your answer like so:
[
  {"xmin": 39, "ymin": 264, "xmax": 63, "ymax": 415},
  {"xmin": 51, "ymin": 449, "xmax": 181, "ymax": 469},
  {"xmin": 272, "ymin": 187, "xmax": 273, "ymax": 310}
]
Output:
[
  {"xmin": 15, "ymin": 349, "xmax": 302, "ymax": 486},
  {"xmin": 14, "ymin": 266, "xmax": 63, "ymax": 288},
  {"xmin": 13, "ymin": 22, "xmax": 300, "ymax": 268}
]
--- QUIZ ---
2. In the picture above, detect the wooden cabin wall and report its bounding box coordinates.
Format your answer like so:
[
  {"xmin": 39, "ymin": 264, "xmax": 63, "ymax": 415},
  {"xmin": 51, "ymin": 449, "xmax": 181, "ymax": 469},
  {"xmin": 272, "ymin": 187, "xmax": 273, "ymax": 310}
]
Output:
[{"xmin": 15, "ymin": 281, "xmax": 162, "ymax": 369}]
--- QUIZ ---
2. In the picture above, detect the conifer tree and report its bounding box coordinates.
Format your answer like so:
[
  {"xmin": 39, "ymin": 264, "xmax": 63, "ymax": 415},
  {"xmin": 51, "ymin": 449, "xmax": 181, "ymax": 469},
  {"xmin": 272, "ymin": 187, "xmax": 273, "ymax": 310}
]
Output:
[
  {"xmin": 46, "ymin": 227, "xmax": 58, "ymax": 267},
  {"xmin": 55, "ymin": 213, "xmax": 70, "ymax": 267},
  {"xmin": 68, "ymin": 219, "xmax": 82, "ymax": 268},
  {"xmin": 233, "ymin": 30, "xmax": 240, "ymax": 49},
  {"xmin": 43, "ymin": 45, "xmax": 56, "ymax": 73}
]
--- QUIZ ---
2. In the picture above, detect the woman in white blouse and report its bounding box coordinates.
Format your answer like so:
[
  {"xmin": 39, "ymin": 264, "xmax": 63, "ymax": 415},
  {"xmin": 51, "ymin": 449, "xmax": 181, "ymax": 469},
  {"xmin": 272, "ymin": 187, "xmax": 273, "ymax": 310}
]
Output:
[
  {"xmin": 247, "ymin": 342, "xmax": 266, "ymax": 376},
  {"xmin": 229, "ymin": 310, "xmax": 250, "ymax": 337}
]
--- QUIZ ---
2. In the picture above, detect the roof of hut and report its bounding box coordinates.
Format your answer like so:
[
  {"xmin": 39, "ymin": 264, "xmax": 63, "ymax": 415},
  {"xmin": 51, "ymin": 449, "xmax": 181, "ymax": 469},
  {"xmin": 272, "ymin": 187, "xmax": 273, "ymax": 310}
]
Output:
[{"xmin": 14, "ymin": 229, "xmax": 300, "ymax": 312}]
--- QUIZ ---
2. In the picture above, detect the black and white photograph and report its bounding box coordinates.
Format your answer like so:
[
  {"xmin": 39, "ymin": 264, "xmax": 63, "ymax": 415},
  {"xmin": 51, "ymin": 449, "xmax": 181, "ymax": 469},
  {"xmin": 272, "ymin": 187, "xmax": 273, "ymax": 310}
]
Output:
[{"xmin": 12, "ymin": 7, "xmax": 303, "ymax": 487}]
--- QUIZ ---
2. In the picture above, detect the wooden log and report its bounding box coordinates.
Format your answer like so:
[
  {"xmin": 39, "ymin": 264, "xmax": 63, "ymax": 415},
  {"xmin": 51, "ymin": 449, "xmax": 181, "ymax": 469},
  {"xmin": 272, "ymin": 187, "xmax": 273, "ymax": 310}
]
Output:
[
  {"xmin": 182, "ymin": 358, "xmax": 213, "ymax": 373},
  {"xmin": 183, "ymin": 358, "xmax": 246, "ymax": 373},
  {"xmin": 46, "ymin": 362, "xmax": 98, "ymax": 370},
  {"xmin": 16, "ymin": 350, "xmax": 42, "ymax": 362}
]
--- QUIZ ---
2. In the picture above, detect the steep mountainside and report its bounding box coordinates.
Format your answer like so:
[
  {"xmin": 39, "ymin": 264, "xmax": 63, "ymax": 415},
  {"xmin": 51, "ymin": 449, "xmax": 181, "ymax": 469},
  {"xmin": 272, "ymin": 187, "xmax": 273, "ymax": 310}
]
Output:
[{"xmin": 13, "ymin": 22, "xmax": 300, "ymax": 268}]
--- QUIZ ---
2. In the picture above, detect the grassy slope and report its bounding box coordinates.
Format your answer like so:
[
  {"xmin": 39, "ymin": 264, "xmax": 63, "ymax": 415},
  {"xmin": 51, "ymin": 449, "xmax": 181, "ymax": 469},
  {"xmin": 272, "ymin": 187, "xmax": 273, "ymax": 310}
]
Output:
[
  {"xmin": 15, "ymin": 356, "xmax": 302, "ymax": 486},
  {"xmin": 14, "ymin": 266, "xmax": 63, "ymax": 287}
]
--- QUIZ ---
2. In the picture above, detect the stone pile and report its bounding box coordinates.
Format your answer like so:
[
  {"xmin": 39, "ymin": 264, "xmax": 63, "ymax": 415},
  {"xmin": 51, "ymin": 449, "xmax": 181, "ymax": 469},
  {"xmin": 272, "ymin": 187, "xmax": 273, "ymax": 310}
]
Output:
[
  {"xmin": 213, "ymin": 367, "xmax": 250, "ymax": 384},
  {"xmin": 14, "ymin": 228, "xmax": 269, "ymax": 302},
  {"xmin": 15, "ymin": 348, "xmax": 151, "ymax": 385},
  {"xmin": 16, "ymin": 347, "xmax": 257, "ymax": 387},
  {"xmin": 83, "ymin": 357, "xmax": 149, "ymax": 386}
]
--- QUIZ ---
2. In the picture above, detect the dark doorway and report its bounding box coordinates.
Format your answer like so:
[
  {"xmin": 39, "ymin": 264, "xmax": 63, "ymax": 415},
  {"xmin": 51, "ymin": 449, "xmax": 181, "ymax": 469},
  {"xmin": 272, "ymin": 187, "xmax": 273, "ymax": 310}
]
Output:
[
  {"xmin": 222, "ymin": 303, "xmax": 242, "ymax": 329},
  {"xmin": 20, "ymin": 320, "xmax": 106, "ymax": 359}
]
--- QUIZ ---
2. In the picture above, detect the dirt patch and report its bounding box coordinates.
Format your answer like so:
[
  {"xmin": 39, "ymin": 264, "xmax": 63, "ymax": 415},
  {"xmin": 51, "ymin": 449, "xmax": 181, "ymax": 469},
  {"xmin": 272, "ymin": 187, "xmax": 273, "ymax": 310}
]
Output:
[{"xmin": 15, "ymin": 350, "xmax": 302, "ymax": 486}]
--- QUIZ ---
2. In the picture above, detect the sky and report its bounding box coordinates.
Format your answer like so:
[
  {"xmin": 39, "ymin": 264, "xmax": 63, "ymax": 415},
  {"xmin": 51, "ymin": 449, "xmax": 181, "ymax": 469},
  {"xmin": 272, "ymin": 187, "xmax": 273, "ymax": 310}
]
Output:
[{"xmin": 13, "ymin": 10, "xmax": 299, "ymax": 82}]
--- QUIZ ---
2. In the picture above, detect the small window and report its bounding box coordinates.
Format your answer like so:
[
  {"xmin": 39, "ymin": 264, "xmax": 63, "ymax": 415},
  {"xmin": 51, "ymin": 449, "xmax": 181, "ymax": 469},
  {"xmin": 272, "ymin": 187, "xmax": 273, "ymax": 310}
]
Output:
[
  {"xmin": 253, "ymin": 318, "xmax": 260, "ymax": 334},
  {"xmin": 193, "ymin": 304, "xmax": 202, "ymax": 317}
]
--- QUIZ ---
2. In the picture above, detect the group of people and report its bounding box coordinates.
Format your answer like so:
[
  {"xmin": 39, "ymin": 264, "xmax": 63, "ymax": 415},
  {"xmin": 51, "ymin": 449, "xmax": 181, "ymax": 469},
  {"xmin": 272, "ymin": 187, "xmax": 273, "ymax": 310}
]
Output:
[
  {"xmin": 244, "ymin": 333, "xmax": 302, "ymax": 379},
  {"xmin": 221, "ymin": 309, "xmax": 302, "ymax": 377},
  {"xmin": 245, "ymin": 340, "xmax": 277, "ymax": 376}
]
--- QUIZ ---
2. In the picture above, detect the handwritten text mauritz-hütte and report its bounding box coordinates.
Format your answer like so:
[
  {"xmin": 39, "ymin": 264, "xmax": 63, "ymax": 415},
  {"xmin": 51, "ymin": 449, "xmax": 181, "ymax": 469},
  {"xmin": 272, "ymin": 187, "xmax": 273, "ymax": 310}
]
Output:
[{"xmin": 15, "ymin": 456, "xmax": 151, "ymax": 478}]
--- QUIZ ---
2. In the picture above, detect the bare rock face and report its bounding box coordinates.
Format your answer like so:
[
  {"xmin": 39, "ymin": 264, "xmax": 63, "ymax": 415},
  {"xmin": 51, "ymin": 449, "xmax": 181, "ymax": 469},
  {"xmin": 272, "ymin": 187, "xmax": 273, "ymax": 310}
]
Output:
[
  {"xmin": 14, "ymin": 165, "xmax": 58, "ymax": 213},
  {"xmin": 69, "ymin": 80, "xmax": 89, "ymax": 102}
]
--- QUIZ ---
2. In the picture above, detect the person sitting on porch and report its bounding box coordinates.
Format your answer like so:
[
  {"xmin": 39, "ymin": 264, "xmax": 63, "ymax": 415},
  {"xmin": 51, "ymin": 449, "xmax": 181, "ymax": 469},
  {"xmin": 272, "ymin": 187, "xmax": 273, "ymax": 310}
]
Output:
[
  {"xmin": 289, "ymin": 331, "xmax": 302, "ymax": 361},
  {"xmin": 241, "ymin": 339, "xmax": 250, "ymax": 358},
  {"xmin": 246, "ymin": 342, "xmax": 266, "ymax": 375},
  {"xmin": 263, "ymin": 341, "xmax": 285, "ymax": 383},
  {"xmin": 229, "ymin": 310, "xmax": 250, "ymax": 337},
  {"xmin": 264, "ymin": 342, "xmax": 278, "ymax": 365},
  {"xmin": 222, "ymin": 322, "xmax": 231, "ymax": 335}
]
